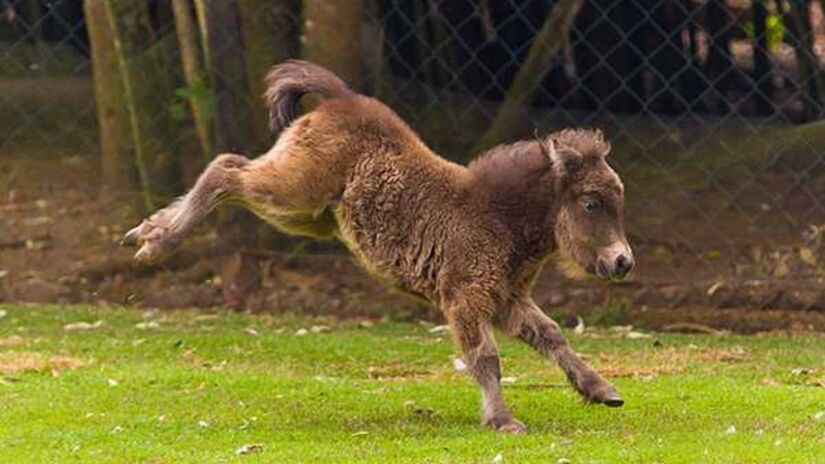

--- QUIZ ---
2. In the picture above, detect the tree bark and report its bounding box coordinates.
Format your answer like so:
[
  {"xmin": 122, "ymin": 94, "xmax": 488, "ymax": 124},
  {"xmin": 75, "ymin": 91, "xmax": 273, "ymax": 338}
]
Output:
[
  {"xmin": 102, "ymin": 0, "xmax": 182, "ymax": 211},
  {"xmin": 237, "ymin": 0, "xmax": 298, "ymax": 146},
  {"xmin": 472, "ymin": 0, "xmax": 584, "ymax": 155},
  {"xmin": 301, "ymin": 0, "xmax": 364, "ymax": 87},
  {"xmin": 703, "ymin": 0, "xmax": 734, "ymax": 113},
  {"xmin": 752, "ymin": 0, "xmax": 773, "ymax": 115},
  {"xmin": 84, "ymin": 0, "xmax": 135, "ymax": 195},
  {"xmin": 196, "ymin": 0, "xmax": 261, "ymax": 310},
  {"xmin": 788, "ymin": 0, "xmax": 824, "ymax": 121},
  {"xmin": 172, "ymin": 0, "xmax": 213, "ymax": 164}
]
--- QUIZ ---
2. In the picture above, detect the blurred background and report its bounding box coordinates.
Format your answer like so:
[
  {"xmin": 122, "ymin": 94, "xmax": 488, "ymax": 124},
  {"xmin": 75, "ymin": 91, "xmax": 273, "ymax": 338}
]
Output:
[{"xmin": 1, "ymin": 0, "xmax": 823, "ymax": 332}]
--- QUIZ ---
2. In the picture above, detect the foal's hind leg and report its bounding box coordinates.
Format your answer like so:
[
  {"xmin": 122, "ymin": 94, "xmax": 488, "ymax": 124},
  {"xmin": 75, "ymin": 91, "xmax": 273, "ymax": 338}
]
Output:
[
  {"xmin": 122, "ymin": 154, "xmax": 249, "ymax": 262},
  {"xmin": 501, "ymin": 300, "xmax": 623, "ymax": 406}
]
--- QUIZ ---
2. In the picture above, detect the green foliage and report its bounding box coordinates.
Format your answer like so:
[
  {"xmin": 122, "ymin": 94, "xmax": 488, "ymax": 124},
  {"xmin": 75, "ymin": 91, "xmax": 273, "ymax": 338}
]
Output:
[
  {"xmin": 171, "ymin": 78, "xmax": 215, "ymax": 123},
  {"xmin": 0, "ymin": 304, "xmax": 823, "ymax": 463},
  {"xmin": 745, "ymin": 14, "xmax": 785, "ymax": 51}
]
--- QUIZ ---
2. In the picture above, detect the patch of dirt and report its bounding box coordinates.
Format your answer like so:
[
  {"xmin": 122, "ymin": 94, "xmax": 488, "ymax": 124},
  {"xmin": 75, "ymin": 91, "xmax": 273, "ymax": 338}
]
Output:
[
  {"xmin": 0, "ymin": 151, "xmax": 823, "ymax": 333},
  {"xmin": 0, "ymin": 351, "xmax": 86, "ymax": 375},
  {"xmin": 595, "ymin": 346, "xmax": 748, "ymax": 379},
  {"xmin": 0, "ymin": 336, "xmax": 40, "ymax": 347},
  {"xmin": 366, "ymin": 362, "xmax": 436, "ymax": 380}
]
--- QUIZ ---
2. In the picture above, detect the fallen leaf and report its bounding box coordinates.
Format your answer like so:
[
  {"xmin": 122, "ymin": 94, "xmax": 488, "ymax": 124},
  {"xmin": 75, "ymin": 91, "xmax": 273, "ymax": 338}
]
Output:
[
  {"xmin": 198, "ymin": 420, "xmax": 210, "ymax": 428},
  {"xmin": 310, "ymin": 325, "xmax": 330, "ymax": 334},
  {"xmin": 725, "ymin": 425, "xmax": 737, "ymax": 435},
  {"xmin": 500, "ymin": 376, "xmax": 517, "ymax": 385},
  {"xmin": 428, "ymin": 325, "xmax": 450, "ymax": 334},
  {"xmin": 135, "ymin": 321, "xmax": 159, "ymax": 330},
  {"xmin": 107, "ymin": 378, "xmax": 118, "ymax": 387},
  {"xmin": 0, "ymin": 336, "xmax": 27, "ymax": 347},
  {"xmin": 64, "ymin": 320, "xmax": 104, "ymax": 331},
  {"xmin": 791, "ymin": 367, "xmax": 813, "ymax": 376},
  {"xmin": 706, "ymin": 280, "xmax": 725, "ymax": 296},
  {"xmin": 799, "ymin": 247, "xmax": 817, "ymax": 266},
  {"xmin": 243, "ymin": 327, "xmax": 259, "ymax": 336},
  {"xmin": 491, "ymin": 453, "xmax": 503, "ymax": 463},
  {"xmin": 573, "ymin": 316, "xmax": 585, "ymax": 335},
  {"xmin": 234, "ymin": 444, "xmax": 263, "ymax": 455},
  {"xmin": 295, "ymin": 328, "xmax": 308, "ymax": 336}
]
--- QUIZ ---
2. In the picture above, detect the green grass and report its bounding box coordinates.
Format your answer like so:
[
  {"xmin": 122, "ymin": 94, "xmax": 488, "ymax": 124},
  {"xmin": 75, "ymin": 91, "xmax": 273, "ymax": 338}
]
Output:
[{"xmin": 0, "ymin": 304, "xmax": 823, "ymax": 463}]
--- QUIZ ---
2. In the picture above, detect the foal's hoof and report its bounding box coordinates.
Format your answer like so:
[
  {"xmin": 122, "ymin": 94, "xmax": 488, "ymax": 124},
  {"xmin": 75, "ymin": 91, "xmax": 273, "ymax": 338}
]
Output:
[
  {"xmin": 485, "ymin": 416, "xmax": 528, "ymax": 434},
  {"xmin": 589, "ymin": 386, "xmax": 624, "ymax": 407},
  {"xmin": 120, "ymin": 220, "xmax": 178, "ymax": 263},
  {"xmin": 598, "ymin": 391, "xmax": 624, "ymax": 407},
  {"xmin": 497, "ymin": 419, "xmax": 528, "ymax": 434}
]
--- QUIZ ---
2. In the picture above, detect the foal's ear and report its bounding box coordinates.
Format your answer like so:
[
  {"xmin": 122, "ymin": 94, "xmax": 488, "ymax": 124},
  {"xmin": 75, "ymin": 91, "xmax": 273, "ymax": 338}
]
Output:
[{"xmin": 538, "ymin": 138, "xmax": 582, "ymax": 174}]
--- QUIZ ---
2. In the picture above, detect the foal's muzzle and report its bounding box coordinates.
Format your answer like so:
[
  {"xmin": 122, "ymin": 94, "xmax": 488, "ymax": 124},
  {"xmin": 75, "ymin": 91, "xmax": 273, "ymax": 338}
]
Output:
[{"xmin": 596, "ymin": 243, "xmax": 634, "ymax": 281}]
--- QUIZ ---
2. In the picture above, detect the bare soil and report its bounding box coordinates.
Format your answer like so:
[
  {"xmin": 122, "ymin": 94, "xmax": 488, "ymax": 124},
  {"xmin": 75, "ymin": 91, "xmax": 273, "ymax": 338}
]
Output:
[{"xmin": 1, "ymin": 153, "xmax": 823, "ymax": 333}]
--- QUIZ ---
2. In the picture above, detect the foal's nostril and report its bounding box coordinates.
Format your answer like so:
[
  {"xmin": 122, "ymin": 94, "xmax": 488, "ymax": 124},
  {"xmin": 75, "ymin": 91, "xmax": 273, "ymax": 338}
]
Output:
[{"xmin": 614, "ymin": 254, "xmax": 632, "ymax": 277}]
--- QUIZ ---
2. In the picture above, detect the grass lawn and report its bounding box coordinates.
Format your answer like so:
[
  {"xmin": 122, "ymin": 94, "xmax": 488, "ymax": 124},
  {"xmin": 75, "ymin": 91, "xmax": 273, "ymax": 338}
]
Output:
[{"xmin": 0, "ymin": 304, "xmax": 823, "ymax": 463}]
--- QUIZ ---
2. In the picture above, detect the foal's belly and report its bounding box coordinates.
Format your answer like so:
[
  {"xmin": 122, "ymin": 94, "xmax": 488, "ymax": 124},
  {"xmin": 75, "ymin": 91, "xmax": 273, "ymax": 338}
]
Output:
[{"xmin": 334, "ymin": 204, "xmax": 438, "ymax": 301}]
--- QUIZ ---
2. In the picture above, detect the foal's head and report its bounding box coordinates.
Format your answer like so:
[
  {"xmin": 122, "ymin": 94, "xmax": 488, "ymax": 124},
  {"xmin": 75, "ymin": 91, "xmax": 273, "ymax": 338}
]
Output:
[{"xmin": 543, "ymin": 129, "xmax": 633, "ymax": 280}]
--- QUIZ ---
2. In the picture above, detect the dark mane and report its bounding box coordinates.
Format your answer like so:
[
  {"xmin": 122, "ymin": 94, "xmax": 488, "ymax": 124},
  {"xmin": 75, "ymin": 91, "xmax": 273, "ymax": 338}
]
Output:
[
  {"xmin": 549, "ymin": 128, "xmax": 610, "ymax": 158},
  {"xmin": 468, "ymin": 128, "xmax": 608, "ymax": 190},
  {"xmin": 468, "ymin": 140, "xmax": 551, "ymax": 192}
]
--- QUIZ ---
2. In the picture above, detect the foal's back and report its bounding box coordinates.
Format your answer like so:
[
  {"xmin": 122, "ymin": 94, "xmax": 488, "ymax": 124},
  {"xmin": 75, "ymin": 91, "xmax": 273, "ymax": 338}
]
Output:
[{"xmin": 289, "ymin": 96, "xmax": 474, "ymax": 299}]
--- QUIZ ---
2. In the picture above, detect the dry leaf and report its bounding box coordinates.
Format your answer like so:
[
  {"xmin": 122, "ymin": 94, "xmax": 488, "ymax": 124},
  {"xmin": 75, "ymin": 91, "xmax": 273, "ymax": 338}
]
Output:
[
  {"xmin": 234, "ymin": 444, "xmax": 263, "ymax": 455},
  {"xmin": 799, "ymin": 247, "xmax": 817, "ymax": 266},
  {"xmin": 64, "ymin": 320, "xmax": 104, "ymax": 331},
  {"xmin": 135, "ymin": 321, "xmax": 159, "ymax": 330}
]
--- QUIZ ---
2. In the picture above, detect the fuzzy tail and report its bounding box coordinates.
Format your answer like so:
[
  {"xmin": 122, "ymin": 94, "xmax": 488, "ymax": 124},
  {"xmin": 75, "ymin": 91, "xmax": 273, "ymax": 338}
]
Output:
[{"xmin": 264, "ymin": 60, "xmax": 353, "ymax": 132}]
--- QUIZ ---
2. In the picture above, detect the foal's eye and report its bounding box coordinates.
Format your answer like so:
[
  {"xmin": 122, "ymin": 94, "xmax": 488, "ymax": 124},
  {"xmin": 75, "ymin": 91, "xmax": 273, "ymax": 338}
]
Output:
[{"xmin": 583, "ymin": 198, "xmax": 601, "ymax": 213}]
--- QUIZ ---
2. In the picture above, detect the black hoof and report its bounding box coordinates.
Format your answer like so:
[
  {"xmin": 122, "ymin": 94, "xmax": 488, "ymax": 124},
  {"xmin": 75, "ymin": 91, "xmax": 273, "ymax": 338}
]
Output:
[{"xmin": 601, "ymin": 392, "xmax": 624, "ymax": 407}]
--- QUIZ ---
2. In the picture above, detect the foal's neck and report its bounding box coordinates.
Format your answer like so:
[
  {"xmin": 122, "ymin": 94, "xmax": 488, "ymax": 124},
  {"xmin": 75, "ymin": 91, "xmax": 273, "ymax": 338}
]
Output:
[{"xmin": 468, "ymin": 143, "xmax": 558, "ymax": 261}]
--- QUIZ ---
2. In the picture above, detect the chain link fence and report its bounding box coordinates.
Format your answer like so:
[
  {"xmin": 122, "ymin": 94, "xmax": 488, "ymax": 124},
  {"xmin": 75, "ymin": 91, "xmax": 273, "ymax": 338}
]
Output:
[{"xmin": 1, "ymin": 0, "xmax": 823, "ymax": 314}]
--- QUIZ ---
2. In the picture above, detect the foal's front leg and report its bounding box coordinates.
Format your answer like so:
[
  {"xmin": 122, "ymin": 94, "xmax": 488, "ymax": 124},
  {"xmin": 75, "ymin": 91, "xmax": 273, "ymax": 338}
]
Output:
[
  {"xmin": 501, "ymin": 299, "xmax": 623, "ymax": 406},
  {"xmin": 446, "ymin": 296, "xmax": 526, "ymax": 434},
  {"xmin": 121, "ymin": 154, "xmax": 249, "ymax": 262}
]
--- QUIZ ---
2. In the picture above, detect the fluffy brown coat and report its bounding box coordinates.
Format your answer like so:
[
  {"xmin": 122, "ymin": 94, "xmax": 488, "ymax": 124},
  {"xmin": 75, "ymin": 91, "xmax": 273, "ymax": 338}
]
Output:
[{"xmin": 122, "ymin": 60, "xmax": 634, "ymax": 433}]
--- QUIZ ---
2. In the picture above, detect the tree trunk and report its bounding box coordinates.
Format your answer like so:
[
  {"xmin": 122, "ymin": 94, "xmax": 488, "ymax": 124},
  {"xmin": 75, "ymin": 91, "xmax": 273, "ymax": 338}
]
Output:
[
  {"xmin": 703, "ymin": 0, "xmax": 734, "ymax": 113},
  {"xmin": 788, "ymin": 0, "xmax": 824, "ymax": 121},
  {"xmin": 84, "ymin": 0, "xmax": 135, "ymax": 195},
  {"xmin": 195, "ymin": 0, "xmax": 261, "ymax": 310},
  {"xmin": 301, "ymin": 0, "xmax": 364, "ymax": 88},
  {"xmin": 472, "ymin": 0, "xmax": 585, "ymax": 155},
  {"xmin": 752, "ymin": 0, "xmax": 773, "ymax": 115},
  {"xmin": 682, "ymin": 0, "xmax": 707, "ymax": 111},
  {"xmin": 171, "ymin": 0, "xmax": 213, "ymax": 165},
  {"xmin": 23, "ymin": 0, "xmax": 41, "ymax": 43},
  {"xmin": 649, "ymin": 0, "xmax": 688, "ymax": 114},
  {"xmin": 237, "ymin": 0, "xmax": 298, "ymax": 147},
  {"xmin": 102, "ymin": 0, "xmax": 182, "ymax": 211}
]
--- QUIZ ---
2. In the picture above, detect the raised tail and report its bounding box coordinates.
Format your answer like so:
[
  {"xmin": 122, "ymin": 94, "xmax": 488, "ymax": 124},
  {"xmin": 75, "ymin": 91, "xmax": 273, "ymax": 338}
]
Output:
[{"xmin": 264, "ymin": 60, "xmax": 353, "ymax": 132}]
